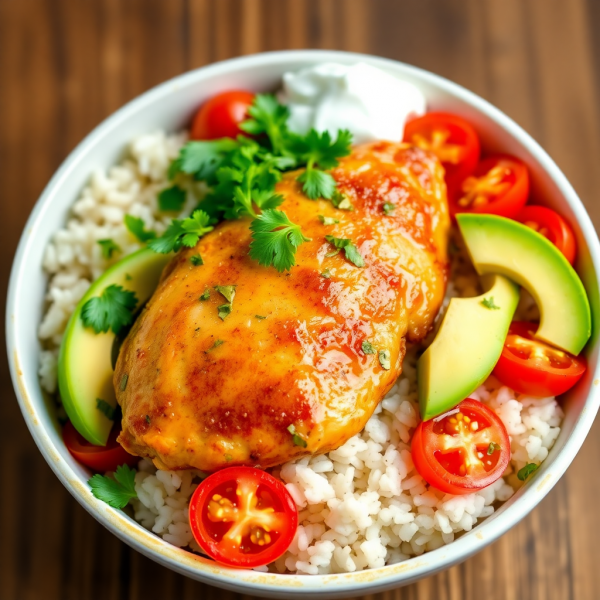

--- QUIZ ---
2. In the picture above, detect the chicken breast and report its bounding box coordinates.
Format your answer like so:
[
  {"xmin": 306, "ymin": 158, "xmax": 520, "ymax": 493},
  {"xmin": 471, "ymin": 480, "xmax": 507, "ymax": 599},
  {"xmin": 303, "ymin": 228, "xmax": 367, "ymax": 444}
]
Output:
[{"xmin": 115, "ymin": 141, "xmax": 450, "ymax": 471}]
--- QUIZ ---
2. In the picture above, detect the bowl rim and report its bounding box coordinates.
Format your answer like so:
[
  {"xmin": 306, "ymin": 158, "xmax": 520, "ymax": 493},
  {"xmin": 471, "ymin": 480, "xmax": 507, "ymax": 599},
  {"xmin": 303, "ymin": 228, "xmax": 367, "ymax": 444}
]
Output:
[{"xmin": 7, "ymin": 49, "xmax": 600, "ymax": 598}]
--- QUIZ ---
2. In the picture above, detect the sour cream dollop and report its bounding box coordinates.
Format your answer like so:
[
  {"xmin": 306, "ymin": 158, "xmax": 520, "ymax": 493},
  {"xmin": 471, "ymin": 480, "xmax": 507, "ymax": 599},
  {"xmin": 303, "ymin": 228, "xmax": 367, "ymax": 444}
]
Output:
[{"xmin": 279, "ymin": 62, "xmax": 426, "ymax": 145}]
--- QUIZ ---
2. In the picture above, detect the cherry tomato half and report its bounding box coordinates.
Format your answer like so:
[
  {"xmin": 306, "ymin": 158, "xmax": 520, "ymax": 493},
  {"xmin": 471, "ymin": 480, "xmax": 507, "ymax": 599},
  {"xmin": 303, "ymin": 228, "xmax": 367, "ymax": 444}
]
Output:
[
  {"xmin": 63, "ymin": 421, "xmax": 138, "ymax": 472},
  {"xmin": 189, "ymin": 467, "xmax": 298, "ymax": 568},
  {"xmin": 516, "ymin": 205, "xmax": 577, "ymax": 265},
  {"xmin": 493, "ymin": 321, "xmax": 586, "ymax": 397},
  {"xmin": 412, "ymin": 399, "xmax": 510, "ymax": 495},
  {"xmin": 403, "ymin": 112, "xmax": 481, "ymax": 192},
  {"xmin": 190, "ymin": 90, "xmax": 255, "ymax": 140},
  {"xmin": 450, "ymin": 154, "xmax": 529, "ymax": 219}
]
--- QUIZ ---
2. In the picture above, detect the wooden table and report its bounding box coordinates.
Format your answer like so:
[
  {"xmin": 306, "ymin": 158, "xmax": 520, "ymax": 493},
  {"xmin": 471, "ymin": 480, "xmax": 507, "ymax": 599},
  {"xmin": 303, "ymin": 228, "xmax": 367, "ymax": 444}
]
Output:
[{"xmin": 1, "ymin": 1, "xmax": 599, "ymax": 598}]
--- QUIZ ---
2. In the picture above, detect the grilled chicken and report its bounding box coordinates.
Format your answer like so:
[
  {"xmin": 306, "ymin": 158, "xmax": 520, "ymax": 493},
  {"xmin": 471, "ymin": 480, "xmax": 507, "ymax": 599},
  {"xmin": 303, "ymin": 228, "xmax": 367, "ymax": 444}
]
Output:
[{"xmin": 115, "ymin": 141, "xmax": 450, "ymax": 471}]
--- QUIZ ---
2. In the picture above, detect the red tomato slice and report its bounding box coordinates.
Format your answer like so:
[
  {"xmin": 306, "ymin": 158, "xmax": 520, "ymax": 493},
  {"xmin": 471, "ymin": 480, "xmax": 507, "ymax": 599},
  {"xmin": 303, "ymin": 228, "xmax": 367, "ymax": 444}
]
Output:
[
  {"xmin": 189, "ymin": 467, "xmax": 298, "ymax": 568},
  {"xmin": 190, "ymin": 90, "xmax": 255, "ymax": 140},
  {"xmin": 63, "ymin": 421, "xmax": 138, "ymax": 472},
  {"xmin": 450, "ymin": 154, "xmax": 529, "ymax": 219},
  {"xmin": 412, "ymin": 399, "xmax": 510, "ymax": 495},
  {"xmin": 403, "ymin": 112, "xmax": 480, "ymax": 192},
  {"xmin": 493, "ymin": 321, "xmax": 586, "ymax": 397},
  {"xmin": 516, "ymin": 205, "xmax": 577, "ymax": 265}
]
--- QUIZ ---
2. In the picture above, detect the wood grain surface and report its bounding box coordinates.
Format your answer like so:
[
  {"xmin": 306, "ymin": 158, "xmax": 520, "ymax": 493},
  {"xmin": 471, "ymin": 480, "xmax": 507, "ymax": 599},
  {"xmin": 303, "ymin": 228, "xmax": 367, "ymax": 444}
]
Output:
[{"xmin": 1, "ymin": 1, "xmax": 600, "ymax": 599}]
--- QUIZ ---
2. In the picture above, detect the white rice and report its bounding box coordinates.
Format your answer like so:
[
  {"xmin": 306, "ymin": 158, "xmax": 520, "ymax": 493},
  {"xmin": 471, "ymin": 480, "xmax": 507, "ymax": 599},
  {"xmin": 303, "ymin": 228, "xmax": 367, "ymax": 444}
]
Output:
[{"xmin": 39, "ymin": 130, "xmax": 563, "ymax": 574}]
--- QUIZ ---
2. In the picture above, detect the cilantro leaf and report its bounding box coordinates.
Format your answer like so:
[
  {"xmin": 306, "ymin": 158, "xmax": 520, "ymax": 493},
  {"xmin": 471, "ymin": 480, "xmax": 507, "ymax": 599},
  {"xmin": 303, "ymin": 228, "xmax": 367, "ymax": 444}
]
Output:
[
  {"xmin": 517, "ymin": 463, "xmax": 539, "ymax": 481},
  {"xmin": 199, "ymin": 289, "xmax": 210, "ymax": 301},
  {"xmin": 297, "ymin": 169, "xmax": 337, "ymax": 200},
  {"xmin": 81, "ymin": 284, "xmax": 138, "ymax": 335},
  {"xmin": 321, "ymin": 269, "xmax": 331, "ymax": 279},
  {"xmin": 481, "ymin": 297, "xmax": 501, "ymax": 310},
  {"xmin": 205, "ymin": 339, "xmax": 224, "ymax": 353},
  {"xmin": 174, "ymin": 138, "xmax": 239, "ymax": 182},
  {"xmin": 88, "ymin": 464, "xmax": 137, "ymax": 509},
  {"xmin": 97, "ymin": 239, "xmax": 121, "ymax": 259},
  {"xmin": 217, "ymin": 304, "xmax": 232, "ymax": 320},
  {"xmin": 362, "ymin": 341, "xmax": 376, "ymax": 355},
  {"xmin": 124, "ymin": 215, "xmax": 157, "ymax": 242},
  {"xmin": 214, "ymin": 285, "xmax": 236, "ymax": 304},
  {"xmin": 383, "ymin": 202, "xmax": 395, "ymax": 216},
  {"xmin": 325, "ymin": 235, "xmax": 365, "ymax": 267},
  {"xmin": 487, "ymin": 442, "xmax": 501, "ymax": 455},
  {"xmin": 148, "ymin": 209, "xmax": 213, "ymax": 254},
  {"xmin": 249, "ymin": 209, "xmax": 311, "ymax": 272},
  {"xmin": 158, "ymin": 185, "xmax": 186, "ymax": 211},
  {"xmin": 96, "ymin": 398, "xmax": 115, "ymax": 421},
  {"xmin": 190, "ymin": 254, "xmax": 204, "ymax": 266},
  {"xmin": 331, "ymin": 190, "xmax": 354, "ymax": 211},
  {"xmin": 319, "ymin": 215, "xmax": 340, "ymax": 225},
  {"xmin": 287, "ymin": 424, "xmax": 308, "ymax": 448},
  {"xmin": 378, "ymin": 349, "xmax": 391, "ymax": 370}
]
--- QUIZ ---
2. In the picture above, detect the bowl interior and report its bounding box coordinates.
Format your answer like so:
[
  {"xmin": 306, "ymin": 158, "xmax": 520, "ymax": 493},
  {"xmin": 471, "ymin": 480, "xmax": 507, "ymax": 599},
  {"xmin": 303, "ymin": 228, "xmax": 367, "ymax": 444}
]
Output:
[{"xmin": 7, "ymin": 50, "xmax": 600, "ymax": 599}]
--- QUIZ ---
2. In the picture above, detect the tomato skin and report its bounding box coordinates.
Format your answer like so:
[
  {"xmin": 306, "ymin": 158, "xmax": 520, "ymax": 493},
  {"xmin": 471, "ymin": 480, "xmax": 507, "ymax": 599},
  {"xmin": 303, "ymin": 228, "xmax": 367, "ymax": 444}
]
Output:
[
  {"xmin": 516, "ymin": 205, "xmax": 577, "ymax": 265},
  {"xmin": 493, "ymin": 322, "xmax": 586, "ymax": 397},
  {"xmin": 403, "ymin": 112, "xmax": 481, "ymax": 192},
  {"xmin": 189, "ymin": 467, "xmax": 297, "ymax": 568},
  {"xmin": 63, "ymin": 421, "xmax": 138, "ymax": 472},
  {"xmin": 450, "ymin": 154, "xmax": 529, "ymax": 219},
  {"xmin": 412, "ymin": 399, "xmax": 510, "ymax": 495},
  {"xmin": 190, "ymin": 90, "xmax": 255, "ymax": 140}
]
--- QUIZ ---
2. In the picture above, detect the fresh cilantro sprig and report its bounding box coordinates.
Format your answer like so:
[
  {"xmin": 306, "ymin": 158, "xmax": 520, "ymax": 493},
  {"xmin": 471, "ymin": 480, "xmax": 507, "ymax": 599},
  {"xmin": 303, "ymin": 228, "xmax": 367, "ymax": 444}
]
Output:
[
  {"xmin": 148, "ymin": 209, "xmax": 214, "ymax": 254},
  {"xmin": 325, "ymin": 235, "xmax": 365, "ymax": 267},
  {"xmin": 158, "ymin": 185, "xmax": 186, "ymax": 212},
  {"xmin": 88, "ymin": 464, "xmax": 137, "ymax": 509},
  {"xmin": 81, "ymin": 284, "xmax": 138, "ymax": 335},
  {"xmin": 250, "ymin": 209, "xmax": 311, "ymax": 272},
  {"xmin": 124, "ymin": 215, "xmax": 157, "ymax": 243},
  {"xmin": 97, "ymin": 239, "xmax": 121, "ymax": 259}
]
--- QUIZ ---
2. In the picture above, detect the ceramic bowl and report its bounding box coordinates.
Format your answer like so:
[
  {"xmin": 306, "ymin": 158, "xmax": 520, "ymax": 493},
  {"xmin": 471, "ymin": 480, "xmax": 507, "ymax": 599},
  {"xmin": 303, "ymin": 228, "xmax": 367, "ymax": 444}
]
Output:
[{"xmin": 7, "ymin": 50, "xmax": 600, "ymax": 599}]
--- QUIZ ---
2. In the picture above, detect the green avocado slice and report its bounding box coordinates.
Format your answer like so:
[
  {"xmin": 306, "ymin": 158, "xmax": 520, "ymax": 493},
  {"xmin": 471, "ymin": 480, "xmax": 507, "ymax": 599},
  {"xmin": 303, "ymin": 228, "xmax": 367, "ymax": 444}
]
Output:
[
  {"xmin": 418, "ymin": 274, "xmax": 520, "ymax": 421},
  {"xmin": 58, "ymin": 249, "xmax": 171, "ymax": 445},
  {"xmin": 457, "ymin": 213, "xmax": 591, "ymax": 355}
]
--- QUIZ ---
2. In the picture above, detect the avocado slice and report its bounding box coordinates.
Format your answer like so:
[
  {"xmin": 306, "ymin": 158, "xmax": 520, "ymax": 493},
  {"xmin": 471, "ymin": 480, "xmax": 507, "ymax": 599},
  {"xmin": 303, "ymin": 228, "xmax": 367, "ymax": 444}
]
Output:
[
  {"xmin": 418, "ymin": 274, "xmax": 520, "ymax": 420},
  {"xmin": 457, "ymin": 213, "xmax": 591, "ymax": 355},
  {"xmin": 58, "ymin": 249, "xmax": 171, "ymax": 445}
]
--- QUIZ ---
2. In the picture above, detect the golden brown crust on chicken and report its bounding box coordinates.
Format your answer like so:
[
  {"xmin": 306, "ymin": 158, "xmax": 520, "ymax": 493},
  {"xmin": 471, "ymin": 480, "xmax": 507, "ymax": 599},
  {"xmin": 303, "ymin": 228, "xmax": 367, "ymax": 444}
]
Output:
[{"xmin": 115, "ymin": 141, "xmax": 450, "ymax": 471}]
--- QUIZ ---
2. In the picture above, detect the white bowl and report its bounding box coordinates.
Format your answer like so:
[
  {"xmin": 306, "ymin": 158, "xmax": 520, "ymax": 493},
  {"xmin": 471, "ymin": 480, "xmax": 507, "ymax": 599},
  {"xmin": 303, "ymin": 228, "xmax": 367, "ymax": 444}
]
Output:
[{"xmin": 7, "ymin": 50, "xmax": 600, "ymax": 599}]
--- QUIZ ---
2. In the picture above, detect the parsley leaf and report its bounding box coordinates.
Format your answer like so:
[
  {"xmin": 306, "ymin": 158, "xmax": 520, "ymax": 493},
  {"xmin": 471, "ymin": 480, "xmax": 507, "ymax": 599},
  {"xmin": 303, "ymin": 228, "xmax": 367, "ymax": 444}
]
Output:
[
  {"xmin": 383, "ymin": 202, "xmax": 395, "ymax": 215},
  {"xmin": 378, "ymin": 349, "xmax": 391, "ymax": 370},
  {"xmin": 96, "ymin": 398, "xmax": 115, "ymax": 421},
  {"xmin": 148, "ymin": 209, "xmax": 213, "ymax": 254},
  {"xmin": 319, "ymin": 215, "xmax": 340, "ymax": 225},
  {"xmin": 487, "ymin": 442, "xmax": 501, "ymax": 455},
  {"xmin": 249, "ymin": 209, "xmax": 311, "ymax": 272},
  {"xmin": 88, "ymin": 464, "xmax": 137, "ymax": 509},
  {"xmin": 190, "ymin": 254, "xmax": 204, "ymax": 266},
  {"xmin": 481, "ymin": 296, "xmax": 501, "ymax": 310},
  {"xmin": 362, "ymin": 341, "xmax": 376, "ymax": 355},
  {"xmin": 331, "ymin": 190, "xmax": 354, "ymax": 211},
  {"xmin": 158, "ymin": 185, "xmax": 186, "ymax": 211},
  {"xmin": 124, "ymin": 215, "xmax": 157, "ymax": 243},
  {"xmin": 518, "ymin": 463, "xmax": 539, "ymax": 481},
  {"xmin": 97, "ymin": 239, "xmax": 121, "ymax": 259},
  {"xmin": 81, "ymin": 285, "xmax": 138, "ymax": 335},
  {"xmin": 287, "ymin": 424, "xmax": 308, "ymax": 448},
  {"xmin": 297, "ymin": 169, "xmax": 337, "ymax": 200},
  {"xmin": 325, "ymin": 235, "xmax": 365, "ymax": 267}
]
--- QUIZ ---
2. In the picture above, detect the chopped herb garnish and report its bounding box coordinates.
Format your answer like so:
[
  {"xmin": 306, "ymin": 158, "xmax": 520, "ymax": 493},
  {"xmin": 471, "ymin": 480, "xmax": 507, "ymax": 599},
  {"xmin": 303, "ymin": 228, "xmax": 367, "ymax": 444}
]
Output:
[
  {"xmin": 96, "ymin": 398, "xmax": 115, "ymax": 421},
  {"xmin": 383, "ymin": 202, "xmax": 396, "ymax": 216},
  {"xmin": 362, "ymin": 341, "xmax": 377, "ymax": 355},
  {"xmin": 119, "ymin": 374, "xmax": 128, "ymax": 392},
  {"xmin": 378, "ymin": 349, "xmax": 391, "ymax": 370},
  {"xmin": 224, "ymin": 454, "xmax": 233, "ymax": 462},
  {"xmin": 214, "ymin": 285, "xmax": 236, "ymax": 304},
  {"xmin": 158, "ymin": 185, "xmax": 186, "ymax": 212},
  {"xmin": 319, "ymin": 215, "xmax": 340, "ymax": 225},
  {"xmin": 199, "ymin": 289, "xmax": 210, "ymax": 301},
  {"xmin": 487, "ymin": 442, "xmax": 501, "ymax": 455},
  {"xmin": 148, "ymin": 209, "xmax": 213, "ymax": 254},
  {"xmin": 321, "ymin": 269, "xmax": 331, "ymax": 279},
  {"xmin": 97, "ymin": 239, "xmax": 121, "ymax": 259},
  {"xmin": 481, "ymin": 296, "xmax": 501, "ymax": 310},
  {"xmin": 255, "ymin": 315, "xmax": 267, "ymax": 320},
  {"xmin": 217, "ymin": 303, "xmax": 232, "ymax": 320},
  {"xmin": 517, "ymin": 463, "xmax": 539, "ymax": 481},
  {"xmin": 145, "ymin": 415, "xmax": 151, "ymax": 424},
  {"xmin": 81, "ymin": 284, "xmax": 138, "ymax": 335},
  {"xmin": 205, "ymin": 339, "xmax": 224, "ymax": 353},
  {"xmin": 287, "ymin": 424, "xmax": 308, "ymax": 448},
  {"xmin": 325, "ymin": 235, "xmax": 365, "ymax": 267},
  {"xmin": 190, "ymin": 254, "xmax": 204, "ymax": 266},
  {"xmin": 88, "ymin": 464, "xmax": 137, "ymax": 509},
  {"xmin": 124, "ymin": 215, "xmax": 157, "ymax": 243},
  {"xmin": 331, "ymin": 190, "xmax": 354, "ymax": 211},
  {"xmin": 250, "ymin": 209, "xmax": 311, "ymax": 272}
]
